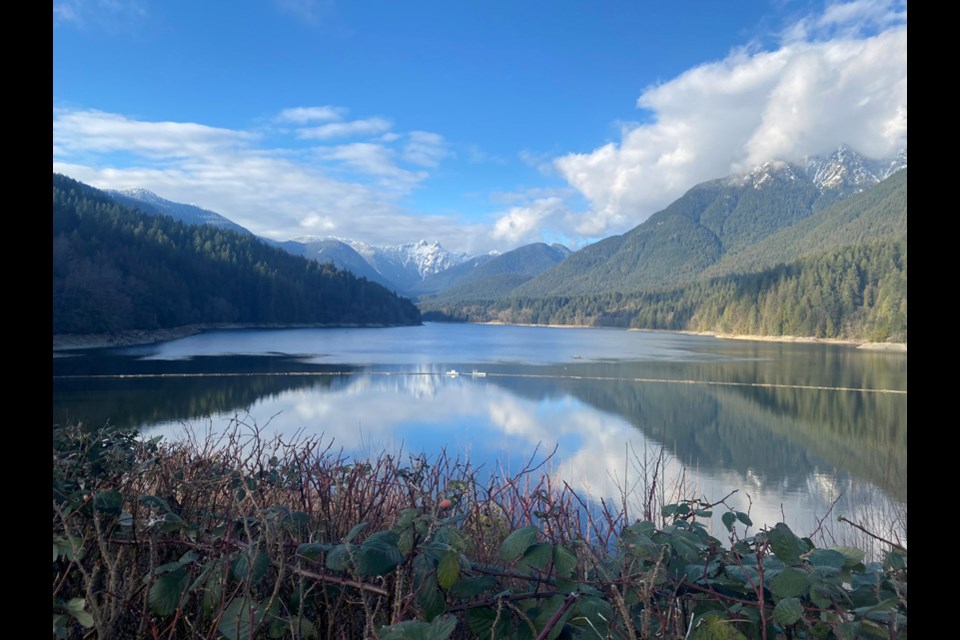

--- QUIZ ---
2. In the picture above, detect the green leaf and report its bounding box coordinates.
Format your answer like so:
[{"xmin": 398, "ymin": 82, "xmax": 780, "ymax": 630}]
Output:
[
  {"xmin": 293, "ymin": 618, "xmax": 318, "ymax": 639},
  {"xmin": 93, "ymin": 491, "xmax": 123, "ymax": 514},
  {"xmin": 202, "ymin": 560, "xmax": 225, "ymax": 614},
  {"xmin": 449, "ymin": 575, "xmax": 496, "ymax": 597},
  {"xmin": 417, "ymin": 574, "xmax": 445, "ymax": 621},
  {"xmin": 139, "ymin": 495, "xmax": 172, "ymax": 512},
  {"xmin": 773, "ymin": 597, "xmax": 803, "ymax": 626},
  {"xmin": 159, "ymin": 512, "xmax": 185, "ymax": 533},
  {"xmin": 65, "ymin": 598, "xmax": 94, "ymax": 628},
  {"xmin": 428, "ymin": 614, "xmax": 458, "ymax": 640},
  {"xmin": 736, "ymin": 512, "xmax": 753, "ymax": 527},
  {"xmin": 149, "ymin": 567, "xmax": 188, "ymax": 616},
  {"xmin": 53, "ymin": 613, "xmax": 67, "ymax": 638},
  {"xmin": 397, "ymin": 528, "xmax": 415, "ymax": 556},
  {"xmin": 722, "ymin": 512, "xmax": 737, "ymax": 532},
  {"xmin": 767, "ymin": 523, "xmax": 805, "ymax": 565},
  {"xmin": 884, "ymin": 550, "xmax": 906, "ymax": 570},
  {"xmin": 770, "ymin": 567, "xmax": 808, "ymax": 599},
  {"xmin": 533, "ymin": 595, "xmax": 573, "ymax": 640},
  {"xmin": 232, "ymin": 548, "xmax": 269, "ymax": 584},
  {"xmin": 831, "ymin": 546, "xmax": 866, "ymax": 568},
  {"xmin": 835, "ymin": 621, "xmax": 863, "ymax": 640},
  {"xmin": 218, "ymin": 598, "xmax": 264, "ymax": 640},
  {"xmin": 466, "ymin": 607, "xmax": 511, "ymax": 639},
  {"xmin": 325, "ymin": 544, "xmax": 354, "ymax": 572},
  {"xmin": 571, "ymin": 596, "xmax": 613, "ymax": 635},
  {"xmin": 437, "ymin": 550, "xmax": 460, "ymax": 589},
  {"xmin": 808, "ymin": 549, "xmax": 845, "ymax": 569},
  {"xmin": 297, "ymin": 543, "xmax": 333, "ymax": 559},
  {"xmin": 553, "ymin": 544, "xmax": 578, "ymax": 578},
  {"xmin": 343, "ymin": 521, "xmax": 369, "ymax": 543},
  {"xmin": 358, "ymin": 532, "xmax": 403, "ymax": 577},
  {"xmin": 500, "ymin": 525, "xmax": 539, "ymax": 561},
  {"xmin": 414, "ymin": 554, "xmax": 445, "ymax": 621},
  {"xmin": 378, "ymin": 614, "xmax": 457, "ymax": 640},
  {"xmin": 521, "ymin": 542, "xmax": 553, "ymax": 570}
]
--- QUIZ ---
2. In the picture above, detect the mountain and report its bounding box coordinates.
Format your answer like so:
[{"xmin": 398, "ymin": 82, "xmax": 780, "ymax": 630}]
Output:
[
  {"xmin": 420, "ymin": 146, "xmax": 906, "ymax": 342},
  {"xmin": 54, "ymin": 174, "xmax": 422, "ymax": 334},
  {"xmin": 345, "ymin": 239, "xmax": 470, "ymax": 292},
  {"xmin": 287, "ymin": 237, "xmax": 397, "ymax": 290},
  {"xmin": 420, "ymin": 242, "xmax": 572, "ymax": 303},
  {"xmin": 703, "ymin": 167, "xmax": 906, "ymax": 278},
  {"xmin": 799, "ymin": 144, "xmax": 907, "ymax": 209},
  {"xmin": 409, "ymin": 254, "xmax": 497, "ymax": 295},
  {"xmin": 107, "ymin": 188, "xmax": 253, "ymax": 236},
  {"xmin": 509, "ymin": 146, "xmax": 905, "ymax": 299}
]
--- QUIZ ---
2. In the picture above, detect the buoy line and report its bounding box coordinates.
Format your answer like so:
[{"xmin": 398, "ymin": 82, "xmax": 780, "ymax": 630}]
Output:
[{"xmin": 53, "ymin": 370, "xmax": 907, "ymax": 395}]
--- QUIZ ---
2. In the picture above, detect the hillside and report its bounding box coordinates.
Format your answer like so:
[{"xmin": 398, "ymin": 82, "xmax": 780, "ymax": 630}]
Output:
[
  {"xmin": 53, "ymin": 174, "xmax": 422, "ymax": 334},
  {"xmin": 419, "ymin": 242, "xmax": 571, "ymax": 303},
  {"xmin": 420, "ymin": 161, "xmax": 906, "ymax": 342},
  {"xmin": 703, "ymin": 168, "xmax": 906, "ymax": 278}
]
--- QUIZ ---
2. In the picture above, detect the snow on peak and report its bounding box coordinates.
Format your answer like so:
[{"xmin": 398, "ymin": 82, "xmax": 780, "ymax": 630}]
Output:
[{"xmin": 734, "ymin": 145, "xmax": 906, "ymax": 193}]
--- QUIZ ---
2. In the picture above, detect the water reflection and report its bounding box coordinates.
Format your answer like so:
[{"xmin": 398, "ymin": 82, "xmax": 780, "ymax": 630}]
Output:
[{"xmin": 53, "ymin": 325, "xmax": 906, "ymax": 544}]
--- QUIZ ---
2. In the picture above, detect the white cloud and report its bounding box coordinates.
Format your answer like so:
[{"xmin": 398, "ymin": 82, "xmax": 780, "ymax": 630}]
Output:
[
  {"xmin": 314, "ymin": 142, "xmax": 427, "ymax": 192},
  {"xmin": 276, "ymin": 106, "xmax": 347, "ymax": 124},
  {"xmin": 54, "ymin": 108, "xmax": 256, "ymax": 159},
  {"xmin": 552, "ymin": 8, "xmax": 906, "ymax": 239},
  {"xmin": 52, "ymin": 107, "xmax": 470, "ymax": 249},
  {"xmin": 297, "ymin": 117, "xmax": 393, "ymax": 140},
  {"xmin": 491, "ymin": 197, "xmax": 567, "ymax": 246},
  {"xmin": 402, "ymin": 131, "xmax": 449, "ymax": 167},
  {"xmin": 817, "ymin": 0, "xmax": 906, "ymax": 35},
  {"xmin": 54, "ymin": 0, "xmax": 148, "ymax": 30}
]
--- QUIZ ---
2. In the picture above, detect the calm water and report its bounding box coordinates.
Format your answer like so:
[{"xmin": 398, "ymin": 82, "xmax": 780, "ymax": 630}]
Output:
[{"xmin": 53, "ymin": 323, "xmax": 907, "ymax": 546}]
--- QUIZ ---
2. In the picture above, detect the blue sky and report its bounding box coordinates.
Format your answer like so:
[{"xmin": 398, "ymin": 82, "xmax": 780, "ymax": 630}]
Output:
[{"xmin": 53, "ymin": 0, "xmax": 906, "ymax": 255}]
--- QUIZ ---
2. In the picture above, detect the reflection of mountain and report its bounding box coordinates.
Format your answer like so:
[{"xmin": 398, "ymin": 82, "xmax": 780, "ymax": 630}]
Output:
[
  {"xmin": 53, "ymin": 346, "xmax": 905, "ymax": 504},
  {"xmin": 480, "ymin": 357, "xmax": 906, "ymax": 501},
  {"xmin": 53, "ymin": 354, "xmax": 359, "ymax": 430}
]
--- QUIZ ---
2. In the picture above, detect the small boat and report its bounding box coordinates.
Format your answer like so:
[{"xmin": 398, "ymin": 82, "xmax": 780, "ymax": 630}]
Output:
[
  {"xmin": 471, "ymin": 370, "xmax": 487, "ymax": 378},
  {"xmin": 572, "ymin": 355, "xmax": 583, "ymax": 360},
  {"xmin": 445, "ymin": 369, "xmax": 460, "ymax": 377}
]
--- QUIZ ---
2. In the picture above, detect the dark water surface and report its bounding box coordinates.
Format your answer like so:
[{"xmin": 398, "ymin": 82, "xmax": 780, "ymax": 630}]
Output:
[{"xmin": 54, "ymin": 323, "xmax": 907, "ymax": 545}]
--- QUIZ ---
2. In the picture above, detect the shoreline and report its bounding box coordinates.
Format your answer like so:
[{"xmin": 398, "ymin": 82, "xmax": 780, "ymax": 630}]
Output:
[
  {"xmin": 676, "ymin": 330, "xmax": 907, "ymax": 352},
  {"xmin": 52, "ymin": 322, "xmax": 417, "ymax": 352},
  {"xmin": 52, "ymin": 321, "xmax": 907, "ymax": 353},
  {"xmin": 477, "ymin": 321, "xmax": 906, "ymax": 352}
]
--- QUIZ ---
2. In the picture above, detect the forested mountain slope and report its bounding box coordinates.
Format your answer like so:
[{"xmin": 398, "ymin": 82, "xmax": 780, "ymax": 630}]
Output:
[
  {"xmin": 425, "ymin": 238, "xmax": 906, "ymax": 342},
  {"xmin": 53, "ymin": 174, "xmax": 421, "ymax": 334},
  {"xmin": 418, "ymin": 242, "xmax": 571, "ymax": 303},
  {"xmin": 703, "ymin": 169, "xmax": 906, "ymax": 278}
]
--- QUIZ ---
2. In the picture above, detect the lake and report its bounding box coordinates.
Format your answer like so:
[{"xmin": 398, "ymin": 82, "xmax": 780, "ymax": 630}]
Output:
[{"xmin": 53, "ymin": 322, "xmax": 907, "ymax": 550}]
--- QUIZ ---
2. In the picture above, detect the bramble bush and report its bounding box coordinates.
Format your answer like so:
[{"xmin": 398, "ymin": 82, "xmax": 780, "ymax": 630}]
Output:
[{"xmin": 53, "ymin": 421, "xmax": 906, "ymax": 639}]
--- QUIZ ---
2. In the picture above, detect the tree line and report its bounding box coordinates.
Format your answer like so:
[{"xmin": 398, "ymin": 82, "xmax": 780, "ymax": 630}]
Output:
[
  {"xmin": 53, "ymin": 174, "xmax": 422, "ymax": 334},
  {"xmin": 423, "ymin": 237, "xmax": 906, "ymax": 343}
]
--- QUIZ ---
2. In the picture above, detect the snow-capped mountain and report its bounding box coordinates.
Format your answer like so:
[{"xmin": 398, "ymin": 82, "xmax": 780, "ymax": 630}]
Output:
[
  {"xmin": 732, "ymin": 145, "xmax": 906, "ymax": 215},
  {"xmin": 348, "ymin": 240, "xmax": 469, "ymax": 279},
  {"xmin": 735, "ymin": 160, "xmax": 804, "ymax": 189},
  {"xmin": 802, "ymin": 144, "xmax": 906, "ymax": 193},
  {"xmin": 107, "ymin": 188, "xmax": 252, "ymax": 236},
  {"xmin": 285, "ymin": 237, "xmax": 471, "ymax": 294}
]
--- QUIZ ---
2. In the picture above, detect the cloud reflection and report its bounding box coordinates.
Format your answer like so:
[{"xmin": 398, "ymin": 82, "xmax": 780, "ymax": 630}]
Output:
[{"xmin": 144, "ymin": 371, "xmax": 902, "ymax": 537}]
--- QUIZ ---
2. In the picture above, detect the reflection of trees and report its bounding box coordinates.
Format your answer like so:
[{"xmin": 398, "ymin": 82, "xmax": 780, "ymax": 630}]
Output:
[
  {"xmin": 482, "ymin": 357, "xmax": 906, "ymax": 501},
  {"xmin": 53, "ymin": 347, "xmax": 906, "ymax": 503},
  {"xmin": 53, "ymin": 354, "xmax": 357, "ymax": 430}
]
